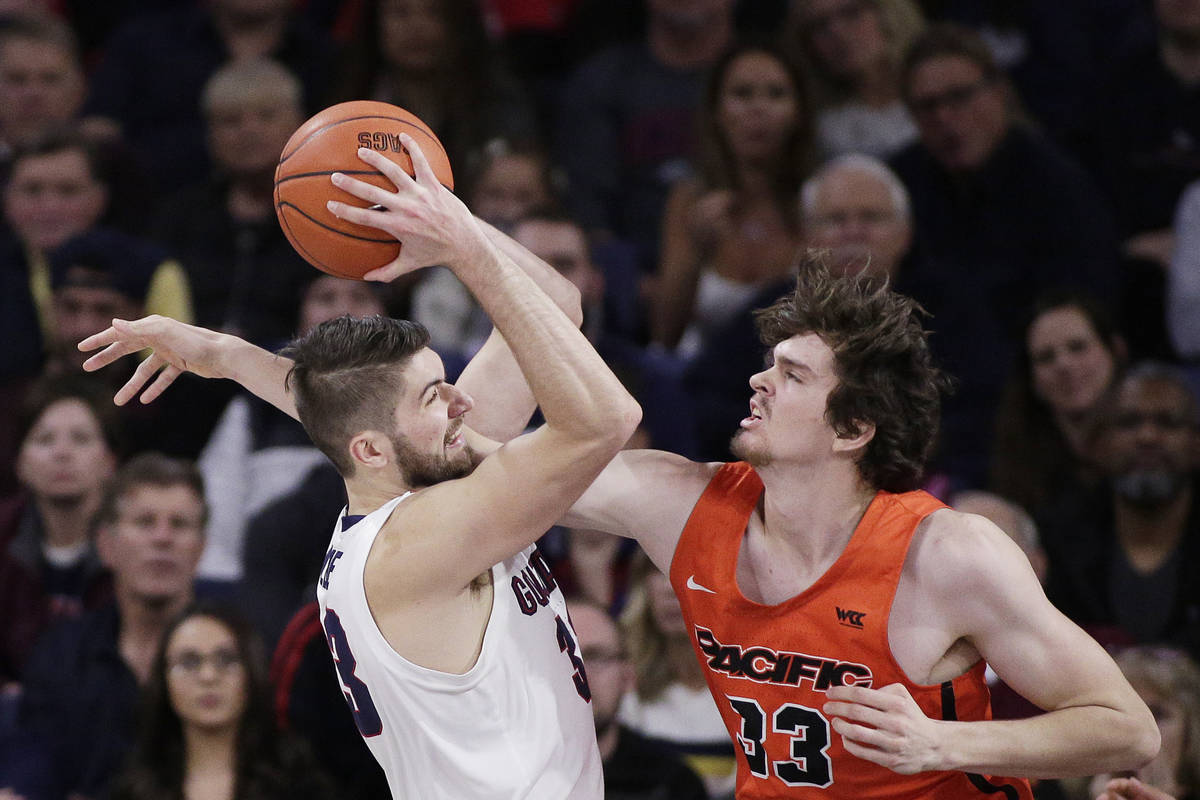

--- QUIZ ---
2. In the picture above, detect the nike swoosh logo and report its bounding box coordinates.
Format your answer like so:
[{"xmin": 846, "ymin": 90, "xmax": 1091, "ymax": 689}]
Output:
[{"xmin": 686, "ymin": 575, "xmax": 717, "ymax": 594}]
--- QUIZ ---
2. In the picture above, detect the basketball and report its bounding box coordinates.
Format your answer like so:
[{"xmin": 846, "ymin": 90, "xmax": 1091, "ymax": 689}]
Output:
[{"xmin": 274, "ymin": 100, "xmax": 454, "ymax": 279}]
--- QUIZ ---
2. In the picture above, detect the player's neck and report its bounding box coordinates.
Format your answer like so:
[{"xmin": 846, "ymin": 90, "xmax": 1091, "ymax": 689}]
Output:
[
  {"xmin": 756, "ymin": 463, "xmax": 877, "ymax": 563},
  {"xmin": 344, "ymin": 474, "xmax": 415, "ymax": 516}
]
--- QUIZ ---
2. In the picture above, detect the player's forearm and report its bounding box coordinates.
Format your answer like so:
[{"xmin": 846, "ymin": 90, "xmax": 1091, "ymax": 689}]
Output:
[
  {"xmin": 937, "ymin": 704, "xmax": 1159, "ymax": 778},
  {"xmin": 478, "ymin": 218, "xmax": 583, "ymax": 327},
  {"xmin": 448, "ymin": 232, "xmax": 639, "ymax": 441},
  {"xmin": 216, "ymin": 336, "xmax": 300, "ymax": 421}
]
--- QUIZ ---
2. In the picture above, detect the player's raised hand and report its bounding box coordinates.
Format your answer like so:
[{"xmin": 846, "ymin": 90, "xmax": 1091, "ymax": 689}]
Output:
[
  {"xmin": 824, "ymin": 683, "xmax": 947, "ymax": 774},
  {"xmin": 326, "ymin": 135, "xmax": 486, "ymax": 283},
  {"xmin": 78, "ymin": 316, "xmax": 229, "ymax": 405}
]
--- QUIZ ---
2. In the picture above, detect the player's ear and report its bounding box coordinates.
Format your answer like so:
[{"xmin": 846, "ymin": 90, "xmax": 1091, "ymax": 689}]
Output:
[
  {"xmin": 832, "ymin": 419, "xmax": 875, "ymax": 454},
  {"xmin": 349, "ymin": 430, "xmax": 389, "ymax": 470}
]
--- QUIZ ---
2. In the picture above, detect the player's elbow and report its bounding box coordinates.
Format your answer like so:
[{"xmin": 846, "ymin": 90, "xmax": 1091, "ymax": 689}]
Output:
[
  {"xmin": 1124, "ymin": 709, "xmax": 1161, "ymax": 769},
  {"xmin": 1101, "ymin": 701, "xmax": 1161, "ymax": 772},
  {"xmin": 594, "ymin": 394, "xmax": 643, "ymax": 449}
]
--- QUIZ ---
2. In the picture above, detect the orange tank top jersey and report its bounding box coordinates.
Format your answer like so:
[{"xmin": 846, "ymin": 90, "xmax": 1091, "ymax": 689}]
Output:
[{"xmin": 669, "ymin": 462, "xmax": 1034, "ymax": 799}]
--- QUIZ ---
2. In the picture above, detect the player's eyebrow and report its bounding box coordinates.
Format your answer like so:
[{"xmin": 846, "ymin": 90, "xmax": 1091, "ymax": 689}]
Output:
[
  {"xmin": 774, "ymin": 354, "xmax": 815, "ymax": 377},
  {"xmin": 419, "ymin": 376, "xmax": 445, "ymax": 399}
]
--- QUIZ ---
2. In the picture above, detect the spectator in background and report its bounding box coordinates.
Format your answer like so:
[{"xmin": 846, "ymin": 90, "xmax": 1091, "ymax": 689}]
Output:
[
  {"xmin": 1088, "ymin": 646, "xmax": 1200, "ymax": 800},
  {"xmin": 13, "ymin": 453, "xmax": 206, "ymax": 800},
  {"xmin": 2, "ymin": 130, "xmax": 194, "ymax": 340},
  {"xmin": 556, "ymin": 0, "xmax": 735, "ymax": 271},
  {"xmin": 152, "ymin": 58, "xmax": 311, "ymax": 347},
  {"xmin": 109, "ymin": 603, "xmax": 332, "ymax": 800},
  {"xmin": 514, "ymin": 211, "xmax": 607, "ymax": 344},
  {"xmin": 653, "ymin": 39, "xmax": 812, "ymax": 357},
  {"xmin": 0, "ymin": 14, "xmax": 85, "ymax": 160},
  {"xmin": 1081, "ymin": 0, "xmax": 1200, "ymax": 271},
  {"xmin": 0, "ymin": 374, "xmax": 119, "ymax": 686},
  {"xmin": 890, "ymin": 22, "xmax": 1120, "ymax": 489},
  {"xmin": 240, "ymin": 462, "xmax": 344, "ymax": 653},
  {"xmin": 334, "ymin": 0, "xmax": 538, "ymax": 172},
  {"xmin": 410, "ymin": 139, "xmax": 557, "ymax": 356},
  {"xmin": 570, "ymin": 599, "xmax": 709, "ymax": 800},
  {"xmin": 1071, "ymin": 0, "xmax": 1200, "ymax": 360},
  {"xmin": 799, "ymin": 153, "xmax": 912, "ymax": 279},
  {"xmin": 197, "ymin": 274, "xmax": 384, "ymax": 589},
  {"xmin": 990, "ymin": 292, "xmax": 1127, "ymax": 517},
  {"xmin": 619, "ymin": 553, "xmax": 736, "ymax": 798},
  {"xmin": 1168, "ymin": 180, "xmax": 1200, "ymax": 364},
  {"xmin": 43, "ymin": 230, "xmax": 226, "ymax": 460},
  {"xmin": 784, "ymin": 0, "xmax": 925, "ymax": 159},
  {"xmin": 44, "ymin": 229, "xmax": 157, "ymax": 373},
  {"xmin": 1040, "ymin": 364, "xmax": 1200, "ymax": 661},
  {"xmin": 82, "ymin": 0, "xmax": 335, "ymax": 191}
]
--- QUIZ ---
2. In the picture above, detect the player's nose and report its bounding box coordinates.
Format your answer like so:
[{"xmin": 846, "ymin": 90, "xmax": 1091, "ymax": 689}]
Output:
[{"xmin": 448, "ymin": 386, "xmax": 474, "ymax": 417}]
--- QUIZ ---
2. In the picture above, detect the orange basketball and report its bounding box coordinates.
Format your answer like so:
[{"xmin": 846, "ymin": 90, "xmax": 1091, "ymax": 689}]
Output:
[{"xmin": 274, "ymin": 100, "xmax": 454, "ymax": 279}]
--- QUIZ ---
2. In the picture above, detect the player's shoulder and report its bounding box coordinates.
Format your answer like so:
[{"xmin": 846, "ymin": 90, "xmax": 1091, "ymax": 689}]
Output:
[{"xmin": 909, "ymin": 506, "xmax": 1022, "ymax": 583}]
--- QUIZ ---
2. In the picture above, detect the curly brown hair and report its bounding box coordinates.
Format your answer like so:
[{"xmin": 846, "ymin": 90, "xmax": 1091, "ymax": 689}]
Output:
[{"xmin": 753, "ymin": 252, "xmax": 950, "ymax": 491}]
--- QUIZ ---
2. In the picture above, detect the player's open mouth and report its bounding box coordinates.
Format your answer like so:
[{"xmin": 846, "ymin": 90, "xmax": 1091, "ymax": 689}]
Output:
[
  {"xmin": 445, "ymin": 425, "xmax": 464, "ymax": 448},
  {"xmin": 741, "ymin": 401, "xmax": 764, "ymax": 429}
]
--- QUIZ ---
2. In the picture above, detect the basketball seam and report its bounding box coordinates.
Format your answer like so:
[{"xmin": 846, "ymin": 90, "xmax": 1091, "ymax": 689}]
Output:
[
  {"xmin": 276, "ymin": 203, "xmax": 385, "ymax": 279},
  {"xmin": 279, "ymin": 115, "xmax": 451, "ymax": 164},
  {"xmin": 275, "ymin": 168, "xmax": 381, "ymax": 183}
]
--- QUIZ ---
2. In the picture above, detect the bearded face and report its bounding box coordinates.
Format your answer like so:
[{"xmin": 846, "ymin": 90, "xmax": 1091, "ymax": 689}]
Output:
[{"xmin": 389, "ymin": 421, "xmax": 481, "ymax": 488}]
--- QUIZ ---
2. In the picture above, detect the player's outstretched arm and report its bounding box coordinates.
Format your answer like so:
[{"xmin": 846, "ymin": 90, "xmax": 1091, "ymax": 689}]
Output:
[
  {"xmin": 451, "ymin": 218, "xmax": 583, "ymax": 443},
  {"xmin": 559, "ymin": 448, "xmax": 719, "ymax": 573},
  {"xmin": 329, "ymin": 138, "xmax": 641, "ymax": 590},
  {"xmin": 823, "ymin": 512, "xmax": 1159, "ymax": 779},
  {"xmin": 78, "ymin": 316, "xmax": 299, "ymax": 419}
]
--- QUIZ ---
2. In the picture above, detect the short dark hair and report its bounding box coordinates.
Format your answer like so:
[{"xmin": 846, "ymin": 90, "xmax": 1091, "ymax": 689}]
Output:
[
  {"xmin": 900, "ymin": 22, "xmax": 1001, "ymax": 101},
  {"xmin": 753, "ymin": 253, "xmax": 950, "ymax": 491},
  {"xmin": 5, "ymin": 125, "xmax": 108, "ymax": 187},
  {"xmin": 18, "ymin": 373, "xmax": 124, "ymax": 457},
  {"xmin": 281, "ymin": 315, "xmax": 431, "ymax": 477},
  {"xmin": 0, "ymin": 13, "xmax": 80, "ymax": 60},
  {"xmin": 97, "ymin": 452, "xmax": 207, "ymax": 527}
]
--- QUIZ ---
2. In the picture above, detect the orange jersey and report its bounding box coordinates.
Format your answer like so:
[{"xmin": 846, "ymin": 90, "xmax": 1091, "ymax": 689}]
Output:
[{"xmin": 669, "ymin": 462, "xmax": 1034, "ymax": 799}]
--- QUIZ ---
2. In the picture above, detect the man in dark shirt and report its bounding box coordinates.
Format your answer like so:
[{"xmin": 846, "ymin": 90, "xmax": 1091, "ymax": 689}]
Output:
[
  {"xmin": 1041, "ymin": 363, "xmax": 1200, "ymax": 661},
  {"xmin": 888, "ymin": 23, "xmax": 1121, "ymax": 489}
]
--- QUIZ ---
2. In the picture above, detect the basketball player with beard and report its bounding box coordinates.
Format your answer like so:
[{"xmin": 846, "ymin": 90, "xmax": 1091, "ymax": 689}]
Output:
[{"xmin": 80, "ymin": 138, "xmax": 640, "ymax": 799}]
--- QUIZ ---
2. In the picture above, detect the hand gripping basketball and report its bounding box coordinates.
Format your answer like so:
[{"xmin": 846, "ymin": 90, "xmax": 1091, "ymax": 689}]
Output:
[{"xmin": 326, "ymin": 135, "xmax": 482, "ymax": 283}]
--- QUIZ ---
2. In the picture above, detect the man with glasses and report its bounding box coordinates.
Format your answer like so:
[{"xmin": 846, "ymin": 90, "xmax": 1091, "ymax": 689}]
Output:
[
  {"xmin": 569, "ymin": 600, "xmax": 708, "ymax": 800},
  {"xmin": 1039, "ymin": 363, "xmax": 1200, "ymax": 662},
  {"xmin": 10, "ymin": 454, "xmax": 207, "ymax": 800},
  {"xmin": 887, "ymin": 22, "xmax": 1121, "ymax": 491}
]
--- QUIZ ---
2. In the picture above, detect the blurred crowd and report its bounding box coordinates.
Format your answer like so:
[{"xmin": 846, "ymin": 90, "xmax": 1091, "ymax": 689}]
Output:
[{"xmin": 1, "ymin": 0, "xmax": 1199, "ymax": 799}]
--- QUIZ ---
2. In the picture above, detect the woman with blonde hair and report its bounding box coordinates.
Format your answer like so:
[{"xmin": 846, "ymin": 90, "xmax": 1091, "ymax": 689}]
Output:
[
  {"xmin": 785, "ymin": 0, "xmax": 925, "ymax": 158},
  {"xmin": 619, "ymin": 553, "xmax": 735, "ymax": 798},
  {"xmin": 1089, "ymin": 647, "xmax": 1200, "ymax": 800}
]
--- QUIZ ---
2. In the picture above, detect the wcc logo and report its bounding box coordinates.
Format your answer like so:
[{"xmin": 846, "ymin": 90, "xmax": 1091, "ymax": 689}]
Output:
[{"xmin": 836, "ymin": 606, "xmax": 866, "ymax": 629}]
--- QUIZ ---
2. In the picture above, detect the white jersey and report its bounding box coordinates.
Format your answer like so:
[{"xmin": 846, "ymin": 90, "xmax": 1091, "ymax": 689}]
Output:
[{"xmin": 315, "ymin": 494, "xmax": 604, "ymax": 799}]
